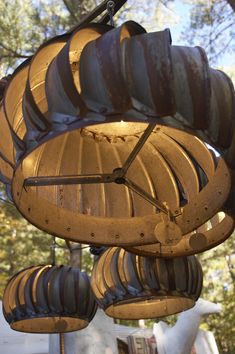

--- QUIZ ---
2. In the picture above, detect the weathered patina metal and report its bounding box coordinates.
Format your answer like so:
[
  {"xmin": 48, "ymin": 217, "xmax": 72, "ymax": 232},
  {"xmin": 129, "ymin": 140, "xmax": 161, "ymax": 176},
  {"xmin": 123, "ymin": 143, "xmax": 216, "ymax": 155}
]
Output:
[
  {"xmin": 91, "ymin": 247, "xmax": 203, "ymax": 319},
  {"xmin": 0, "ymin": 21, "xmax": 234, "ymax": 253},
  {"xmin": 10, "ymin": 126, "xmax": 233, "ymax": 254},
  {"xmin": 3, "ymin": 265, "xmax": 97, "ymax": 333}
]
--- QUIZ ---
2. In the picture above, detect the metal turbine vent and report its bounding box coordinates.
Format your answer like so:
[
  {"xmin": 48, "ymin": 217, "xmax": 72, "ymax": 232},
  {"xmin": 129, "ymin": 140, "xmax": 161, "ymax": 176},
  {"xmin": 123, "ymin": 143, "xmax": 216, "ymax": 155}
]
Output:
[
  {"xmin": 2, "ymin": 265, "xmax": 97, "ymax": 333},
  {"xmin": 91, "ymin": 247, "xmax": 203, "ymax": 319},
  {"xmin": 0, "ymin": 21, "xmax": 234, "ymax": 255}
]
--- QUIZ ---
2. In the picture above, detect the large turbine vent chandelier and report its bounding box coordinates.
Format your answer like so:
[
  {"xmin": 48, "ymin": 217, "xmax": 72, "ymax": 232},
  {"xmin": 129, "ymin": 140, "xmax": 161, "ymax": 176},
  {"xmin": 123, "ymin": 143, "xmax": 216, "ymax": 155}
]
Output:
[{"xmin": 0, "ymin": 0, "xmax": 234, "ymax": 258}]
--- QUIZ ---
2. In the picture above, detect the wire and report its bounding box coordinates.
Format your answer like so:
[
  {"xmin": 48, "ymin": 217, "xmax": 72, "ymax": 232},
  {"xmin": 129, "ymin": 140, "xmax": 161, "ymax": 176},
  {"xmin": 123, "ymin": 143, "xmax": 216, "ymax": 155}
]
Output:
[{"xmin": 0, "ymin": 197, "xmax": 14, "ymax": 206}]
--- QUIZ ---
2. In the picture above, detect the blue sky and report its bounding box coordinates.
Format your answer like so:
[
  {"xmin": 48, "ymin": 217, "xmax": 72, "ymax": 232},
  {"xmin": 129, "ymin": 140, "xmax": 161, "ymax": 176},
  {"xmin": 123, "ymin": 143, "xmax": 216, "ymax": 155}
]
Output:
[
  {"xmin": 169, "ymin": 0, "xmax": 234, "ymax": 68},
  {"xmin": 119, "ymin": 0, "xmax": 234, "ymax": 80}
]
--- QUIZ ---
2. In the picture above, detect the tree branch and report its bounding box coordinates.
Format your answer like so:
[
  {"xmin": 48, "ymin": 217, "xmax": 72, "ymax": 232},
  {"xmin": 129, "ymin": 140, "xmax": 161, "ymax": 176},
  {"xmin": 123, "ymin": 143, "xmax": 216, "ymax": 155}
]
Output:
[
  {"xmin": 227, "ymin": 0, "xmax": 235, "ymax": 13},
  {"xmin": 0, "ymin": 42, "xmax": 31, "ymax": 59},
  {"xmin": 62, "ymin": 0, "xmax": 79, "ymax": 22}
]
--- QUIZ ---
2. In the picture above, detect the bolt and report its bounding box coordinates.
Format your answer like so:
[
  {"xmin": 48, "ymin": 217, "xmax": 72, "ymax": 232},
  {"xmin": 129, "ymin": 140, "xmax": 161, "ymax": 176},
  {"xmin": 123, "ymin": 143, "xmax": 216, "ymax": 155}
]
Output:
[{"xmin": 115, "ymin": 177, "xmax": 125, "ymax": 184}]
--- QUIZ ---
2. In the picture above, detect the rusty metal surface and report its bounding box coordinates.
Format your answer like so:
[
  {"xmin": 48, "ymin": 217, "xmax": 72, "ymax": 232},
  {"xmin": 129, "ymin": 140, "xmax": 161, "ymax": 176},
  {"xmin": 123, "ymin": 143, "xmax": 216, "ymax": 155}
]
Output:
[
  {"xmin": 46, "ymin": 24, "xmax": 111, "ymax": 120},
  {"xmin": 3, "ymin": 265, "xmax": 97, "ymax": 333},
  {"xmin": 91, "ymin": 247, "xmax": 202, "ymax": 319},
  {"xmin": 208, "ymin": 69, "xmax": 235, "ymax": 149},
  {"xmin": 3, "ymin": 60, "xmax": 30, "ymax": 159},
  {"xmin": 23, "ymin": 35, "xmax": 70, "ymax": 134},
  {"xmin": 0, "ymin": 21, "xmax": 234, "ymax": 159},
  {"xmin": 171, "ymin": 46, "xmax": 211, "ymax": 129},
  {"xmin": 10, "ymin": 126, "xmax": 233, "ymax": 254},
  {"xmin": 80, "ymin": 22, "xmax": 146, "ymax": 113},
  {"xmin": 0, "ymin": 20, "xmax": 234, "ymax": 249}
]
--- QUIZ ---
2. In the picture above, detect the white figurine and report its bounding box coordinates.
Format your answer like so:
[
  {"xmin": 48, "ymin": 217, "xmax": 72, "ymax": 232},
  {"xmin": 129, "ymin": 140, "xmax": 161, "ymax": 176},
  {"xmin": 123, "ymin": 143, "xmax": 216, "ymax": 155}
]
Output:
[{"xmin": 153, "ymin": 299, "xmax": 221, "ymax": 354}]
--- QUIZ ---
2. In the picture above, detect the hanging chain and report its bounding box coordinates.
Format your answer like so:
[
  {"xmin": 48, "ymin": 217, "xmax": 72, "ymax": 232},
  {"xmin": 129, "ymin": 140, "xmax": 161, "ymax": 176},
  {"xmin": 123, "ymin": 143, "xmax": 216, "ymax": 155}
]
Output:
[{"xmin": 107, "ymin": 1, "xmax": 115, "ymax": 26}]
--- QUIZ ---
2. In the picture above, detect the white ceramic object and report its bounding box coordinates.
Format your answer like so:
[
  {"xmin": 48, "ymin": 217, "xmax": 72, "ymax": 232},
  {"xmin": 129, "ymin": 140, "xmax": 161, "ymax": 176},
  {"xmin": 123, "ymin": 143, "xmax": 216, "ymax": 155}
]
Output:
[{"xmin": 153, "ymin": 298, "xmax": 221, "ymax": 354}]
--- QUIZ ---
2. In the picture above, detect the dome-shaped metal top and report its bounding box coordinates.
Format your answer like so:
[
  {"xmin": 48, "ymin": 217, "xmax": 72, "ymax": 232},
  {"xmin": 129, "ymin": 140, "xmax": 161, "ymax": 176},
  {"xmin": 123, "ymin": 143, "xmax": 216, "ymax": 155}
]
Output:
[
  {"xmin": 91, "ymin": 247, "xmax": 203, "ymax": 319},
  {"xmin": 0, "ymin": 21, "xmax": 234, "ymax": 253},
  {"xmin": 3, "ymin": 265, "xmax": 97, "ymax": 333}
]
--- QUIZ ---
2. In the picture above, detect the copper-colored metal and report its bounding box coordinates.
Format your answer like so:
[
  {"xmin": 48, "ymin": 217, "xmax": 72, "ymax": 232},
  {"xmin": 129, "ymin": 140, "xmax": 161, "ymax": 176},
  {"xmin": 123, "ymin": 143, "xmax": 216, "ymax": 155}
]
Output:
[
  {"xmin": 0, "ymin": 21, "xmax": 234, "ymax": 252},
  {"xmin": 60, "ymin": 333, "xmax": 65, "ymax": 354},
  {"xmin": 3, "ymin": 265, "xmax": 97, "ymax": 333},
  {"xmin": 91, "ymin": 248, "xmax": 203, "ymax": 319},
  {"xmin": 126, "ymin": 213, "xmax": 234, "ymax": 257},
  {"xmin": 10, "ymin": 126, "xmax": 233, "ymax": 255}
]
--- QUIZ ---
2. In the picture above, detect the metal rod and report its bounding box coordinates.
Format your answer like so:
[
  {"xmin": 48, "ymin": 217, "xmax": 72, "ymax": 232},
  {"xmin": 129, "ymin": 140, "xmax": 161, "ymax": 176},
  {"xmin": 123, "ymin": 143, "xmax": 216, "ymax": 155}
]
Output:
[
  {"xmin": 67, "ymin": 0, "xmax": 127, "ymax": 34},
  {"xmin": 120, "ymin": 124, "xmax": 156, "ymax": 176},
  {"xmin": 59, "ymin": 333, "xmax": 65, "ymax": 354},
  {"xmin": 24, "ymin": 173, "xmax": 114, "ymax": 187},
  {"xmin": 123, "ymin": 178, "xmax": 168, "ymax": 213}
]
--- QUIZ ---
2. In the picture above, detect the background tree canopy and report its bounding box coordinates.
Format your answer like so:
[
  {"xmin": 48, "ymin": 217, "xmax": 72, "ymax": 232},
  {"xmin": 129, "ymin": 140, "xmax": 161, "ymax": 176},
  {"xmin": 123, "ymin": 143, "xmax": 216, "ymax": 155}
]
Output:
[{"xmin": 0, "ymin": 1, "xmax": 234, "ymax": 353}]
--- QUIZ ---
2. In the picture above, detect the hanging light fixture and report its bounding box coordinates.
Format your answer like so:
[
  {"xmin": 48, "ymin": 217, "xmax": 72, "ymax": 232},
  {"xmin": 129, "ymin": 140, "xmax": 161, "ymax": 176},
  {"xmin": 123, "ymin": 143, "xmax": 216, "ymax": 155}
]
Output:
[
  {"xmin": 91, "ymin": 247, "xmax": 203, "ymax": 319},
  {"xmin": 3, "ymin": 265, "xmax": 97, "ymax": 333},
  {"xmin": 0, "ymin": 0, "xmax": 233, "ymax": 327},
  {"xmin": 0, "ymin": 2, "xmax": 234, "ymax": 255}
]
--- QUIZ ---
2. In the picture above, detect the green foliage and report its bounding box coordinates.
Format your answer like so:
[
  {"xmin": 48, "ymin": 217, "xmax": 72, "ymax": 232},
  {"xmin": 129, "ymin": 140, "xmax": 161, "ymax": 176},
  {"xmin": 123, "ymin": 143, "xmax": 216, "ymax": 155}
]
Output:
[
  {"xmin": 0, "ymin": 185, "xmax": 71, "ymax": 298},
  {"xmin": 0, "ymin": 199, "xmax": 50, "ymax": 297},
  {"xmin": 198, "ymin": 232, "xmax": 235, "ymax": 353}
]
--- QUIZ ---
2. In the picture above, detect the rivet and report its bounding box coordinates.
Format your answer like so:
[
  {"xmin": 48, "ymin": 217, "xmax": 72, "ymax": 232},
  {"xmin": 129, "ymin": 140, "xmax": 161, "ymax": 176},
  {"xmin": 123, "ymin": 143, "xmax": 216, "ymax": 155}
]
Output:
[
  {"xmin": 45, "ymin": 219, "xmax": 49, "ymax": 224},
  {"xmin": 67, "ymin": 227, "xmax": 71, "ymax": 232},
  {"xmin": 140, "ymin": 233, "xmax": 144, "ymax": 237},
  {"xmin": 91, "ymin": 233, "xmax": 95, "ymax": 237},
  {"xmin": 28, "ymin": 207, "xmax": 31, "ymax": 212},
  {"xmin": 115, "ymin": 234, "xmax": 120, "ymax": 239}
]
